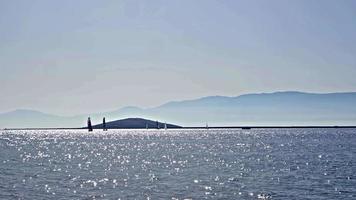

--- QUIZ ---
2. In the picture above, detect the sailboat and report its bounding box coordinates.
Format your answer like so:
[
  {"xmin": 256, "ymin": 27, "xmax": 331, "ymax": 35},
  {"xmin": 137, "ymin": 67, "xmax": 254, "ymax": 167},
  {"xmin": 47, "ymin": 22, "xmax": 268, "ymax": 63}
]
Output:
[
  {"xmin": 103, "ymin": 117, "xmax": 107, "ymax": 131},
  {"xmin": 164, "ymin": 122, "xmax": 167, "ymax": 130},
  {"xmin": 87, "ymin": 117, "xmax": 93, "ymax": 132},
  {"xmin": 156, "ymin": 121, "xmax": 160, "ymax": 129}
]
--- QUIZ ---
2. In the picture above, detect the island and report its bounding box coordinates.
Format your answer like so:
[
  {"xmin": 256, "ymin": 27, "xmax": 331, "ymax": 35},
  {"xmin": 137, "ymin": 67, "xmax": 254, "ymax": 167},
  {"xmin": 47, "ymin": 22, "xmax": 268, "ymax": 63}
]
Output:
[{"xmin": 89, "ymin": 118, "xmax": 182, "ymax": 129}]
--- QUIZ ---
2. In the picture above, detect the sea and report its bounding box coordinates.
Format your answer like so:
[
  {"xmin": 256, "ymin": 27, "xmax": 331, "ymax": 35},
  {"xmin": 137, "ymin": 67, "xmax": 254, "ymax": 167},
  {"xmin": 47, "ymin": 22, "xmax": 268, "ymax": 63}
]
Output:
[{"xmin": 0, "ymin": 128, "xmax": 355, "ymax": 199}]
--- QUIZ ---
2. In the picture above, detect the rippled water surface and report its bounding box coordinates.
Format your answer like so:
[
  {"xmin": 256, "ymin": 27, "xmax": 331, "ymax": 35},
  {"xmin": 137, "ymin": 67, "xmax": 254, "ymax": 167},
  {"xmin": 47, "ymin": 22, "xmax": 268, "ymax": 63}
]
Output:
[{"xmin": 0, "ymin": 128, "xmax": 355, "ymax": 199}]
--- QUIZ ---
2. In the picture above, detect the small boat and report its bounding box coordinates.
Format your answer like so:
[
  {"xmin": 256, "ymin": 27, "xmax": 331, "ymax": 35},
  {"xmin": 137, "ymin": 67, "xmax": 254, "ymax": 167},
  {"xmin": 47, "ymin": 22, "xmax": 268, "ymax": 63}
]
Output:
[
  {"xmin": 103, "ymin": 117, "xmax": 107, "ymax": 131},
  {"xmin": 156, "ymin": 121, "xmax": 160, "ymax": 129},
  {"xmin": 164, "ymin": 122, "xmax": 167, "ymax": 130},
  {"xmin": 87, "ymin": 117, "xmax": 93, "ymax": 132}
]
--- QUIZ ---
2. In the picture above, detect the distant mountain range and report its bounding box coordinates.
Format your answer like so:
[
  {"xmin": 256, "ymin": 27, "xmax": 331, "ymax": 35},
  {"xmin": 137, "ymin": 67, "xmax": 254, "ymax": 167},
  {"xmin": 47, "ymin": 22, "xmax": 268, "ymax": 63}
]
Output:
[{"xmin": 1, "ymin": 91, "xmax": 356, "ymax": 128}]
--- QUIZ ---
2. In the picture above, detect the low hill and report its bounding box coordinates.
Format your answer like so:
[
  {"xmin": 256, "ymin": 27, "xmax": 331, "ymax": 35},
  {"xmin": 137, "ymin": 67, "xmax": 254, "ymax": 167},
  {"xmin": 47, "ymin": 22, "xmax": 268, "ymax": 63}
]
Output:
[
  {"xmin": 0, "ymin": 109, "xmax": 82, "ymax": 128},
  {"xmin": 91, "ymin": 118, "xmax": 182, "ymax": 129}
]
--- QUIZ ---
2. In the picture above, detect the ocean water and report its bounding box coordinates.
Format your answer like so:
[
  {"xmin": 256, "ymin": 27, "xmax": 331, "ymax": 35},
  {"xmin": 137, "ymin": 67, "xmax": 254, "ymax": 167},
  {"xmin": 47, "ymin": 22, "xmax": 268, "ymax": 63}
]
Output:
[{"xmin": 0, "ymin": 129, "xmax": 355, "ymax": 199}]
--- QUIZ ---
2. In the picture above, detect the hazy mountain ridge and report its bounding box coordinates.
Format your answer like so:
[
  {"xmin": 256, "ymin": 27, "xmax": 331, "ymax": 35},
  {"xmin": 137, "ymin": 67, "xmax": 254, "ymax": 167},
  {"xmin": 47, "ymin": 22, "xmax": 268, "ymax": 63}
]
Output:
[
  {"xmin": 0, "ymin": 109, "xmax": 83, "ymax": 128},
  {"xmin": 1, "ymin": 91, "xmax": 356, "ymax": 128}
]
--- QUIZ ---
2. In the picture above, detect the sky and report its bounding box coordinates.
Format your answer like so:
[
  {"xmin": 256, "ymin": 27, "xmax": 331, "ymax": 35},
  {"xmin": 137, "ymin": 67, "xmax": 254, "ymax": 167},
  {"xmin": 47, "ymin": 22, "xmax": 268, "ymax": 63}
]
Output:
[{"xmin": 1, "ymin": 0, "xmax": 356, "ymax": 116}]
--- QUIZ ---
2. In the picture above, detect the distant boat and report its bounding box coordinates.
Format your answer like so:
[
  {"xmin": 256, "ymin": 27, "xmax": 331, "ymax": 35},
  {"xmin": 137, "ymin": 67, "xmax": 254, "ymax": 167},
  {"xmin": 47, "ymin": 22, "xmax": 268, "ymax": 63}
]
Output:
[
  {"xmin": 206, "ymin": 123, "xmax": 209, "ymax": 129},
  {"xmin": 156, "ymin": 121, "xmax": 160, "ymax": 129},
  {"xmin": 146, "ymin": 123, "xmax": 148, "ymax": 129},
  {"xmin": 164, "ymin": 122, "xmax": 167, "ymax": 130},
  {"xmin": 87, "ymin": 117, "xmax": 93, "ymax": 132},
  {"xmin": 103, "ymin": 117, "xmax": 107, "ymax": 131}
]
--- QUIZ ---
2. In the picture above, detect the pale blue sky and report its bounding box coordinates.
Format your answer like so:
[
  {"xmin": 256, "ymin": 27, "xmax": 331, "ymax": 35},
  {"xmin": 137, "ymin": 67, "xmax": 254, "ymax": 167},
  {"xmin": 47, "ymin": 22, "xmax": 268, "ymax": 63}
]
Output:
[{"xmin": 1, "ymin": 0, "xmax": 356, "ymax": 115}]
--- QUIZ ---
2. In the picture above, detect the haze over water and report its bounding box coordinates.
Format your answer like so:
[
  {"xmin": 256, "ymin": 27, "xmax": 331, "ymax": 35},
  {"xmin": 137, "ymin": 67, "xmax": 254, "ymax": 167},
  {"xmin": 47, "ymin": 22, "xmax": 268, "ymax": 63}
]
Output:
[{"xmin": 1, "ymin": 128, "xmax": 355, "ymax": 199}]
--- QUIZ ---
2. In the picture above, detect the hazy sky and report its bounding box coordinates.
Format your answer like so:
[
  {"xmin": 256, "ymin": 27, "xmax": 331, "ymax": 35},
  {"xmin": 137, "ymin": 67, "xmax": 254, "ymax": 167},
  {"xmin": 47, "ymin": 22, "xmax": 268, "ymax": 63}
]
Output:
[{"xmin": 1, "ymin": 0, "xmax": 356, "ymax": 115}]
